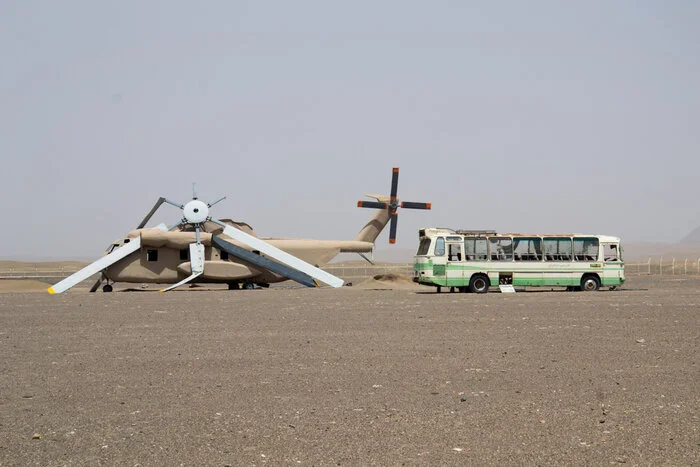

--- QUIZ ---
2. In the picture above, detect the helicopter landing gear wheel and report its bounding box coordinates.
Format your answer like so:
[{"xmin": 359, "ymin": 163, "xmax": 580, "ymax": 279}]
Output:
[
  {"xmin": 102, "ymin": 284, "xmax": 113, "ymax": 293},
  {"xmin": 242, "ymin": 281, "xmax": 255, "ymax": 290},
  {"xmin": 228, "ymin": 282, "xmax": 240, "ymax": 290}
]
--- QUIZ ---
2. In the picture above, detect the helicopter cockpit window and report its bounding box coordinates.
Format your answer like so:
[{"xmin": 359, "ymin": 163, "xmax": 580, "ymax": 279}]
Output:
[
  {"xmin": 179, "ymin": 249, "xmax": 189, "ymax": 261},
  {"xmin": 147, "ymin": 249, "xmax": 159, "ymax": 262}
]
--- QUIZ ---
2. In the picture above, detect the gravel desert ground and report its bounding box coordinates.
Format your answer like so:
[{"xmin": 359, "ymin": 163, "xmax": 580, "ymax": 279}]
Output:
[{"xmin": 0, "ymin": 275, "xmax": 698, "ymax": 465}]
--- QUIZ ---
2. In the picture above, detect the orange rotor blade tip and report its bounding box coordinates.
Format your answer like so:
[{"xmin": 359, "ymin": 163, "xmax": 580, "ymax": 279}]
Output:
[
  {"xmin": 393, "ymin": 167, "xmax": 399, "ymax": 173},
  {"xmin": 357, "ymin": 201, "xmax": 363, "ymax": 207},
  {"xmin": 389, "ymin": 238, "xmax": 396, "ymax": 244},
  {"xmin": 426, "ymin": 203, "xmax": 432, "ymax": 209}
]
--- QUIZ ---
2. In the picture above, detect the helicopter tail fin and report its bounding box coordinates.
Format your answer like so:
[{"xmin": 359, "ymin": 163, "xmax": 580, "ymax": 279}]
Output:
[{"xmin": 355, "ymin": 194, "xmax": 392, "ymax": 243}]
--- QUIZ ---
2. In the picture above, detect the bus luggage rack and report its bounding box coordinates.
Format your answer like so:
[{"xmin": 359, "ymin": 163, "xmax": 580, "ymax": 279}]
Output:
[{"xmin": 455, "ymin": 230, "xmax": 497, "ymax": 236}]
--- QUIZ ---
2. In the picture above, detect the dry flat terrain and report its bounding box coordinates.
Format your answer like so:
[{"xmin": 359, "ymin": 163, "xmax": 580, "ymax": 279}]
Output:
[{"xmin": 0, "ymin": 276, "xmax": 698, "ymax": 465}]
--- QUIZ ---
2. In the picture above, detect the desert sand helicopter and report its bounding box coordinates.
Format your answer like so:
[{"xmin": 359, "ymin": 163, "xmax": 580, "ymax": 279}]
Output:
[{"xmin": 48, "ymin": 168, "xmax": 430, "ymax": 293}]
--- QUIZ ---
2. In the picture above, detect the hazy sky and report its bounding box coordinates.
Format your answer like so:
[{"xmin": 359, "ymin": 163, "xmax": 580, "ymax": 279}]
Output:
[{"xmin": 2, "ymin": 1, "xmax": 699, "ymax": 260}]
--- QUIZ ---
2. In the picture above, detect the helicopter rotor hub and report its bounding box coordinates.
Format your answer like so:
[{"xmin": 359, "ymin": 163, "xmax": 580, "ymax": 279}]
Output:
[{"xmin": 183, "ymin": 200, "xmax": 209, "ymax": 224}]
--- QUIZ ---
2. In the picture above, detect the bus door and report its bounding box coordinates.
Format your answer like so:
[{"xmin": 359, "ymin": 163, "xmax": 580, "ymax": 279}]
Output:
[
  {"xmin": 432, "ymin": 236, "xmax": 447, "ymax": 285},
  {"xmin": 602, "ymin": 242, "xmax": 623, "ymax": 285},
  {"xmin": 445, "ymin": 237, "xmax": 464, "ymax": 287}
]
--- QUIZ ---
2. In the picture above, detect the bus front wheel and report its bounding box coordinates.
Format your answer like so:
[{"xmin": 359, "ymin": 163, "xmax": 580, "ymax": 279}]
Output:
[
  {"xmin": 469, "ymin": 275, "xmax": 490, "ymax": 294},
  {"xmin": 580, "ymin": 275, "xmax": 600, "ymax": 292}
]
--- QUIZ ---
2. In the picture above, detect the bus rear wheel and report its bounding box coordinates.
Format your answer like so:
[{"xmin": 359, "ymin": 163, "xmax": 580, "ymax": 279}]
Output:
[
  {"xmin": 469, "ymin": 275, "xmax": 489, "ymax": 294},
  {"xmin": 580, "ymin": 275, "xmax": 600, "ymax": 292}
]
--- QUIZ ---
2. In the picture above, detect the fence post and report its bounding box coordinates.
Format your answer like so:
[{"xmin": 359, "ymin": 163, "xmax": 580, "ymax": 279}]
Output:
[
  {"xmin": 684, "ymin": 258, "xmax": 688, "ymax": 275},
  {"xmin": 647, "ymin": 257, "xmax": 651, "ymax": 275},
  {"xmin": 660, "ymin": 257, "xmax": 663, "ymax": 275},
  {"xmin": 672, "ymin": 258, "xmax": 675, "ymax": 275}
]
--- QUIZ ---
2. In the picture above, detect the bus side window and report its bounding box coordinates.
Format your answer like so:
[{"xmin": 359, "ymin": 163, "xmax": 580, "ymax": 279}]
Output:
[
  {"xmin": 434, "ymin": 237, "xmax": 445, "ymax": 256},
  {"xmin": 475, "ymin": 238, "xmax": 488, "ymax": 260},
  {"xmin": 604, "ymin": 244, "xmax": 619, "ymax": 262},
  {"xmin": 464, "ymin": 237, "xmax": 487, "ymax": 261},
  {"xmin": 544, "ymin": 237, "xmax": 572, "ymax": 261},
  {"xmin": 514, "ymin": 237, "xmax": 542, "ymax": 261},
  {"xmin": 489, "ymin": 237, "xmax": 513, "ymax": 261},
  {"xmin": 574, "ymin": 237, "xmax": 599, "ymax": 261},
  {"xmin": 448, "ymin": 243, "xmax": 462, "ymax": 261}
]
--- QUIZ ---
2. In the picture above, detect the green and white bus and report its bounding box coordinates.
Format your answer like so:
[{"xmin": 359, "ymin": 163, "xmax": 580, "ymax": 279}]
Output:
[{"xmin": 413, "ymin": 228, "xmax": 625, "ymax": 293}]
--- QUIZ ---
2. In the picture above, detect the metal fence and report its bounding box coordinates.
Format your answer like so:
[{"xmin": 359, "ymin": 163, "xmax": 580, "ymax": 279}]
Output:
[{"xmin": 624, "ymin": 258, "xmax": 700, "ymax": 276}]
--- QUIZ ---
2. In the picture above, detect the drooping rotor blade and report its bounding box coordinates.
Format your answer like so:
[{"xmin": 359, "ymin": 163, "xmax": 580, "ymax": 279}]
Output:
[
  {"xmin": 357, "ymin": 201, "xmax": 388, "ymax": 209},
  {"xmin": 390, "ymin": 167, "xmax": 399, "ymax": 199},
  {"xmin": 389, "ymin": 213, "xmax": 398, "ymax": 244},
  {"xmin": 213, "ymin": 236, "xmax": 318, "ymax": 288},
  {"xmin": 400, "ymin": 201, "xmax": 432, "ymax": 210},
  {"xmin": 136, "ymin": 197, "xmax": 166, "ymax": 229},
  {"xmin": 48, "ymin": 237, "xmax": 142, "ymax": 294},
  {"xmin": 211, "ymin": 219, "xmax": 344, "ymax": 288},
  {"xmin": 160, "ymin": 243, "xmax": 205, "ymax": 292}
]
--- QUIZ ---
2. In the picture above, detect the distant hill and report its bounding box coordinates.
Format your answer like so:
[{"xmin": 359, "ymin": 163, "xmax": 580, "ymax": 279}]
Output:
[{"xmin": 680, "ymin": 226, "xmax": 700, "ymax": 243}]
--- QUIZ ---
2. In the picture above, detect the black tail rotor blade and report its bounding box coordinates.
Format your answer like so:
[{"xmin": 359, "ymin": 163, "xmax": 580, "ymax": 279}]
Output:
[
  {"xmin": 389, "ymin": 214, "xmax": 398, "ymax": 244},
  {"xmin": 390, "ymin": 167, "xmax": 399, "ymax": 199},
  {"xmin": 357, "ymin": 201, "xmax": 388, "ymax": 209},
  {"xmin": 400, "ymin": 201, "xmax": 432, "ymax": 210}
]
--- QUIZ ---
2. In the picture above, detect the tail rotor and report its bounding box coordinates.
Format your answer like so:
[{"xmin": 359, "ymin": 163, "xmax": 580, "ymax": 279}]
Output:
[{"xmin": 357, "ymin": 167, "xmax": 431, "ymax": 244}]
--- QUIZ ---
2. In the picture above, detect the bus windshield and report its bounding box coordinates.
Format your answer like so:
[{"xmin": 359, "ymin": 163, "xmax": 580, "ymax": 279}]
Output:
[{"xmin": 416, "ymin": 238, "xmax": 431, "ymax": 255}]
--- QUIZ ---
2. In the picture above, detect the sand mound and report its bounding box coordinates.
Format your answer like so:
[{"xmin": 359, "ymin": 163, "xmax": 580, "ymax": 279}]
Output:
[
  {"xmin": 0, "ymin": 280, "xmax": 51, "ymax": 293},
  {"xmin": 351, "ymin": 273, "xmax": 422, "ymax": 290}
]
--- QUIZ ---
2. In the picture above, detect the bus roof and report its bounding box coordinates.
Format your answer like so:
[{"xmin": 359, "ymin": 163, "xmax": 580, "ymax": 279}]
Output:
[{"xmin": 419, "ymin": 228, "xmax": 621, "ymax": 243}]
